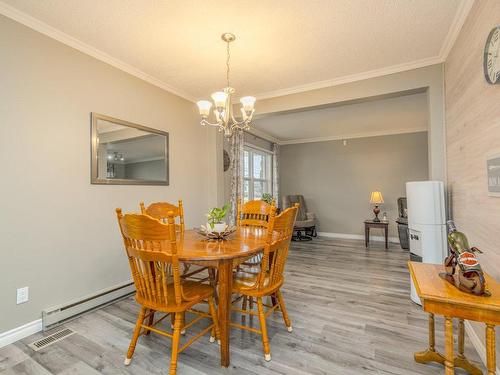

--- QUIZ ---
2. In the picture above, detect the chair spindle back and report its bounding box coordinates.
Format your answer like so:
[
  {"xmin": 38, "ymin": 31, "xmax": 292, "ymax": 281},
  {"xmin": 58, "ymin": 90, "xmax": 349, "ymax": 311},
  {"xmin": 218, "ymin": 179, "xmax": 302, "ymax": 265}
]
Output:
[
  {"xmin": 257, "ymin": 204, "xmax": 298, "ymax": 290},
  {"xmin": 140, "ymin": 200, "xmax": 185, "ymax": 231},
  {"xmin": 237, "ymin": 199, "xmax": 274, "ymax": 228}
]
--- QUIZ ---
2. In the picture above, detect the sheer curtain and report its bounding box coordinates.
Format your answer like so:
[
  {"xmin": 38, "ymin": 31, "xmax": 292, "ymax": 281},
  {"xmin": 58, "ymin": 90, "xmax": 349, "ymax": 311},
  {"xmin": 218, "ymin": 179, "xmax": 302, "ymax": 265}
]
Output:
[
  {"xmin": 272, "ymin": 142, "xmax": 280, "ymax": 208},
  {"xmin": 229, "ymin": 130, "xmax": 244, "ymax": 225}
]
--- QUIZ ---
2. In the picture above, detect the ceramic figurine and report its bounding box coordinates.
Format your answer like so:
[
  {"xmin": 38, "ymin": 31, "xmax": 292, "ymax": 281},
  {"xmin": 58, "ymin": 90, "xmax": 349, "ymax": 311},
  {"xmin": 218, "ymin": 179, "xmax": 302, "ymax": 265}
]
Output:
[{"xmin": 441, "ymin": 220, "xmax": 490, "ymax": 296}]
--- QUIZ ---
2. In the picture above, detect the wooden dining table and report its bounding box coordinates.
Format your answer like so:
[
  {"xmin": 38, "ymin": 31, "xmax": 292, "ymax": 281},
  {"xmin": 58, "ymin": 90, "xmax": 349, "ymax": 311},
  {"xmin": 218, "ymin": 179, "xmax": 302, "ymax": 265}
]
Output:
[{"xmin": 172, "ymin": 226, "xmax": 268, "ymax": 367}]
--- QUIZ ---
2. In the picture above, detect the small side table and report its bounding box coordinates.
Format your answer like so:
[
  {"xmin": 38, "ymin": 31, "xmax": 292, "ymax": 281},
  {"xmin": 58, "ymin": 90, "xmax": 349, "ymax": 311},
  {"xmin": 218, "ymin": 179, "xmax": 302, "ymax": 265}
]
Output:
[
  {"xmin": 409, "ymin": 262, "xmax": 500, "ymax": 375},
  {"xmin": 364, "ymin": 220, "xmax": 389, "ymax": 249}
]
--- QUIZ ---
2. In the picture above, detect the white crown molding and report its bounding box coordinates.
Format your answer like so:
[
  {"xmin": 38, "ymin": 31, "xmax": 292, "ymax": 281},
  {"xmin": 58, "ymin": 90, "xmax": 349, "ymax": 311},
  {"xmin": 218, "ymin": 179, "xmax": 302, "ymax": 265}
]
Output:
[
  {"xmin": 246, "ymin": 127, "xmax": 280, "ymax": 144},
  {"xmin": 278, "ymin": 127, "xmax": 427, "ymax": 146},
  {"xmin": 318, "ymin": 232, "xmax": 399, "ymax": 244},
  {"xmin": 0, "ymin": 1, "xmax": 196, "ymax": 103},
  {"xmin": 253, "ymin": 56, "xmax": 443, "ymax": 101},
  {"xmin": 0, "ymin": 319, "xmax": 42, "ymax": 348},
  {"xmin": 438, "ymin": 0, "xmax": 475, "ymax": 60}
]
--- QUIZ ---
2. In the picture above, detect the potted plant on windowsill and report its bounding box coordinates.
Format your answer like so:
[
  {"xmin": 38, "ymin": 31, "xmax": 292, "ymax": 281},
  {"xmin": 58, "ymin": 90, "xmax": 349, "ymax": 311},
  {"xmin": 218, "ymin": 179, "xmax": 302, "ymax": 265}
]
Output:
[{"xmin": 206, "ymin": 203, "xmax": 229, "ymax": 233}]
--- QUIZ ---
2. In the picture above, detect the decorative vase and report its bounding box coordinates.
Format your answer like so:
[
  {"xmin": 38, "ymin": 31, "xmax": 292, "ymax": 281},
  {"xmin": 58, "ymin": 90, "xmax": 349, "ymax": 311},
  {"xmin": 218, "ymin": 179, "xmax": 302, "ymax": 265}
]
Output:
[{"xmin": 206, "ymin": 222, "xmax": 227, "ymax": 233}]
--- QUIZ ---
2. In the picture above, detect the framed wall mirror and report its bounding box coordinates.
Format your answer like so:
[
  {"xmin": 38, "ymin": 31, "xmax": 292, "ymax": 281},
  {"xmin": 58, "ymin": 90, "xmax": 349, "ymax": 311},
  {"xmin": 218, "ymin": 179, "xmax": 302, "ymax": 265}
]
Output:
[{"xmin": 91, "ymin": 113, "xmax": 169, "ymax": 185}]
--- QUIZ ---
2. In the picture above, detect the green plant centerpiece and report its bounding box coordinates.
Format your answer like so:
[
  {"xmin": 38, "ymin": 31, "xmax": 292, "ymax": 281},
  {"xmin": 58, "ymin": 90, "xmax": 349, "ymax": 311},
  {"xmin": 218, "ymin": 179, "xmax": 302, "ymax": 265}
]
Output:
[
  {"xmin": 261, "ymin": 193, "xmax": 273, "ymax": 205},
  {"xmin": 206, "ymin": 203, "xmax": 229, "ymax": 233}
]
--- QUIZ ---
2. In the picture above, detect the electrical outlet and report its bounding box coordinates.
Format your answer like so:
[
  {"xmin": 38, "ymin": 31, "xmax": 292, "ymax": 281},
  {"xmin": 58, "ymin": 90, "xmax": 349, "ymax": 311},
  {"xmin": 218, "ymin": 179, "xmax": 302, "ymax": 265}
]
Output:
[{"xmin": 17, "ymin": 287, "xmax": 29, "ymax": 304}]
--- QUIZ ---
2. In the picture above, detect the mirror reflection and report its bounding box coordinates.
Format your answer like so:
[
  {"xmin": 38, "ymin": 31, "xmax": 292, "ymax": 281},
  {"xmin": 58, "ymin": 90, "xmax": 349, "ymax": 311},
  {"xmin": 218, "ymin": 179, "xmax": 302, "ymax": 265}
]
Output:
[{"xmin": 91, "ymin": 113, "xmax": 169, "ymax": 185}]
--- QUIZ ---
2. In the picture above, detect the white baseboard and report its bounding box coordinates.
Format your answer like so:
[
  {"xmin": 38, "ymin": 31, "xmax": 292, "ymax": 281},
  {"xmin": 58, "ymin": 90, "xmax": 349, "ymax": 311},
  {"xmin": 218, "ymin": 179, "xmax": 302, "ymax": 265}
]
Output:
[
  {"xmin": 0, "ymin": 319, "xmax": 42, "ymax": 349},
  {"xmin": 42, "ymin": 280, "xmax": 134, "ymax": 330},
  {"xmin": 317, "ymin": 231, "xmax": 399, "ymax": 244},
  {"xmin": 465, "ymin": 321, "xmax": 500, "ymax": 374},
  {"xmin": 0, "ymin": 280, "xmax": 135, "ymax": 349}
]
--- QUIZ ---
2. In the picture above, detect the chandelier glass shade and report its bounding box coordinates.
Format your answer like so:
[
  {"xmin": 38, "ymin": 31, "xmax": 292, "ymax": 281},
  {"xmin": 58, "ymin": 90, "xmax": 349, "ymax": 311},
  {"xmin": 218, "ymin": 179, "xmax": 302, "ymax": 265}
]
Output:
[{"xmin": 196, "ymin": 33, "xmax": 256, "ymax": 137}]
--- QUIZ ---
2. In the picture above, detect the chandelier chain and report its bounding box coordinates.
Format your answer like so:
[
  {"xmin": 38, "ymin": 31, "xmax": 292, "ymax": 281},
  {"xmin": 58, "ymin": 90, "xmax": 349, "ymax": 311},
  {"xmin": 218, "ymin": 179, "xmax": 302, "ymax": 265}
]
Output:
[{"xmin": 226, "ymin": 40, "xmax": 230, "ymax": 88}]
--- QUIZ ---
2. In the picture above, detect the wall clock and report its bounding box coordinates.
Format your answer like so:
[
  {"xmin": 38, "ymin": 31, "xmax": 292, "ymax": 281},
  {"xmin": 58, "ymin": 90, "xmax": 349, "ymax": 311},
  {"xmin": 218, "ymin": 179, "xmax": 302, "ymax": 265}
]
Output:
[
  {"xmin": 223, "ymin": 149, "xmax": 231, "ymax": 172},
  {"xmin": 484, "ymin": 25, "xmax": 500, "ymax": 84}
]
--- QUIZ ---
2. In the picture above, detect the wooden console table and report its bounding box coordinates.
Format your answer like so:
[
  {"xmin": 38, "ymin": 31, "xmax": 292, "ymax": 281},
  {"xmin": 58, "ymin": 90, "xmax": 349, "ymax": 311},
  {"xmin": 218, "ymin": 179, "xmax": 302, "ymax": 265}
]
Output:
[
  {"xmin": 408, "ymin": 262, "xmax": 500, "ymax": 375},
  {"xmin": 364, "ymin": 220, "xmax": 388, "ymax": 249}
]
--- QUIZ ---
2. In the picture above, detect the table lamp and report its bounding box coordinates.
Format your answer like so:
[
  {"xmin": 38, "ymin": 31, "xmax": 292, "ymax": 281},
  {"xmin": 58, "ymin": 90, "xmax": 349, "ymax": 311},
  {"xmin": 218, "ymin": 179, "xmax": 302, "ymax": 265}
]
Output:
[{"xmin": 370, "ymin": 191, "xmax": 384, "ymax": 222}]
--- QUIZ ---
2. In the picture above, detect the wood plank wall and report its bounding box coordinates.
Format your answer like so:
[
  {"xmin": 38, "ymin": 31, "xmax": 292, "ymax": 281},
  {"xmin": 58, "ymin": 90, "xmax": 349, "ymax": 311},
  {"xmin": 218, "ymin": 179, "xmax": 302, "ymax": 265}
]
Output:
[{"xmin": 445, "ymin": 0, "xmax": 500, "ymax": 281}]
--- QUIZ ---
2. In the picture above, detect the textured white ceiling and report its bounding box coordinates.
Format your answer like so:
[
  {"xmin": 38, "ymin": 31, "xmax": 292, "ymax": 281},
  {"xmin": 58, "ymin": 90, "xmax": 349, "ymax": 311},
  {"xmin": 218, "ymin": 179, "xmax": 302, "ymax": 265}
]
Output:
[
  {"xmin": 1, "ymin": 0, "xmax": 468, "ymax": 101},
  {"xmin": 253, "ymin": 92, "xmax": 428, "ymax": 143}
]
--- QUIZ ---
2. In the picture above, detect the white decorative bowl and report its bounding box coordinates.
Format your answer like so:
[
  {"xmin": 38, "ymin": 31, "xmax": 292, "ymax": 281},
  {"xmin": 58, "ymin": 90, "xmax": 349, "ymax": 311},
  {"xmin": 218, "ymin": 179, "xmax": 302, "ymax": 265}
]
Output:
[{"xmin": 205, "ymin": 222, "xmax": 228, "ymax": 233}]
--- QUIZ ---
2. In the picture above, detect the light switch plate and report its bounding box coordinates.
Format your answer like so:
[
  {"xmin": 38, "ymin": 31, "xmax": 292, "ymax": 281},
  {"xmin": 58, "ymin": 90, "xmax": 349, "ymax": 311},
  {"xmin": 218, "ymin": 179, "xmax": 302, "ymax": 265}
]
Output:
[{"xmin": 17, "ymin": 287, "xmax": 29, "ymax": 304}]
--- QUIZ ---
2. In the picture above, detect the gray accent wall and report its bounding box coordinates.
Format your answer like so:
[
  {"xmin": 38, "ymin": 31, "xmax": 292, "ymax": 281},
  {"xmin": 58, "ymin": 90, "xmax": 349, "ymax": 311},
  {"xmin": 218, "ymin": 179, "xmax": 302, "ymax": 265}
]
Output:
[
  {"xmin": 279, "ymin": 132, "xmax": 429, "ymax": 238},
  {"xmin": 124, "ymin": 160, "xmax": 166, "ymax": 181}
]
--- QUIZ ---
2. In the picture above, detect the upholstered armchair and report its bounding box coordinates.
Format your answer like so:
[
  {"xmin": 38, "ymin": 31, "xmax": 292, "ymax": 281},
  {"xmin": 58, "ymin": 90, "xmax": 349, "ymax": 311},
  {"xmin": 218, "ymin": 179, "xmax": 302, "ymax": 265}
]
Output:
[{"xmin": 282, "ymin": 195, "xmax": 317, "ymax": 240}]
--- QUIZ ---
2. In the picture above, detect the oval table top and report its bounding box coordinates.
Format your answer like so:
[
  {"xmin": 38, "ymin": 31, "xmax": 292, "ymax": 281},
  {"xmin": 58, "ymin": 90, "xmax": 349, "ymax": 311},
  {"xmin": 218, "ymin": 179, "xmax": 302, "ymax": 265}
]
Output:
[{"xmin": 173, "ymin": 226, "xmax": 268, "ymax": 261}]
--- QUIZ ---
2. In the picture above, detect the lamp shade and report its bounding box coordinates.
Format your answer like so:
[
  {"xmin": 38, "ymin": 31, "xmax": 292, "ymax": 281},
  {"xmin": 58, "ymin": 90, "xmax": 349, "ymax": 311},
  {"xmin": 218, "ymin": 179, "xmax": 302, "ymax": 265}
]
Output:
[
  {"xmin": 211, "ymin": 91, "xmax": 228, "ymax": 108},
  {"xmin": 370, "ymin": 191, "xmax": 384, "ymax": 204},
  {"xmin": 196, "ymin": 100, "xmax": 212, "ymax": 117},
  {"xmin": 240, "ymin": 96, "xmax": 256, "ymax": 112}
]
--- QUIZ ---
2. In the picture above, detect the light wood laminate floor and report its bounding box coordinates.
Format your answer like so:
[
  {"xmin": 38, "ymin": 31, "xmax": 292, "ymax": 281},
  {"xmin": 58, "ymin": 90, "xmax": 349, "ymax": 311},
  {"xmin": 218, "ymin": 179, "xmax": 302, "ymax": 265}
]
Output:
[{"xmin": 0, "ymin": 238, "xmax": 485, "ymax": 374}]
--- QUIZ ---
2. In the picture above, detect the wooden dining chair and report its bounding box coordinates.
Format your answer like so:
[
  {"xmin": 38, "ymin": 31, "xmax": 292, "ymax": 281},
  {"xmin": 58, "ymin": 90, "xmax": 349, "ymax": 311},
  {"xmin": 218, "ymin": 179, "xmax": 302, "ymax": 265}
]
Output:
[
  {"xmin": 116, "ymin": 209, "xmax": 220, "ymax": 375},
  {"xmin": 140, "ymin": 200, "xmax": 217, "ymax": 332},
  {"xmin": 236, "ymin": 199, "xmax": 275, "ymax": 263},
  {"xmin": 140, "ymin": 200, "xmax": 185, "ymax": 231},
  {"xmin": 236, "ymin": 199, "xmax": 276, "ymax": 308},
  {"xmin": 237, "ymin": 198, "xmax": 275, "ymax": 228},
  {"xmin": 230, "ymin": 203, "xmax": 298, "ymax": 361}
]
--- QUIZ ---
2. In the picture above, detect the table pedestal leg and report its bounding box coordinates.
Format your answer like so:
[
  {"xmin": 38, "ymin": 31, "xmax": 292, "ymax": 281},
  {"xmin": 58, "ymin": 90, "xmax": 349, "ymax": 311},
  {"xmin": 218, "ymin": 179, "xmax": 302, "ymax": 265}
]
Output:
[
  {"xmin": 415, "ymin": 313, "xmax": 446, "ymax": 364},
  {"xmin": 454, "ymin": 319, "xmax": 482, "ymax": 375},
  {"xmin": 218, "ymin": 260, "xmax": 232, "ymax": 367},
  {"xmin": 486, "ymin": 324, "xmax": 496, "ymax": 375},
  {"xmin": 445, "ymin": 317, "xmax": 455, "ymax": 375}
]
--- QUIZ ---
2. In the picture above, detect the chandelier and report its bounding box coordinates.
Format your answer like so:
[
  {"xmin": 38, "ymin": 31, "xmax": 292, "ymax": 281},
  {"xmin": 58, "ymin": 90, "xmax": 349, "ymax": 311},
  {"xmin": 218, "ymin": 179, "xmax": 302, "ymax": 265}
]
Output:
[
  {"xmin": 196, "ymin": 33, "xmax": 256, "ymax": 138},
  {"xmin": 108, "ymin": 152, "xmax": 124, "ymax": 162}
]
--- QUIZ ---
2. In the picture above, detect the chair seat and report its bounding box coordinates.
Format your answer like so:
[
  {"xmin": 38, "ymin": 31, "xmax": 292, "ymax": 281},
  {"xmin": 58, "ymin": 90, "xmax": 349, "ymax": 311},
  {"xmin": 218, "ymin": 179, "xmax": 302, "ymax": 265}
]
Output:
[
  {"xmin": 181, "ymin": 280, "xmax": 213, "ymax": 299},
  {"xmin": 232, "ymin": 271, "xmax": 285, "ymax": 297},
  {"xmin": 136, "ymin": 280, "xmax": 213, "ymax": 312},
  {"xmin": 233, "ymin": 270, "xmax": 270, "ymax": 291}
]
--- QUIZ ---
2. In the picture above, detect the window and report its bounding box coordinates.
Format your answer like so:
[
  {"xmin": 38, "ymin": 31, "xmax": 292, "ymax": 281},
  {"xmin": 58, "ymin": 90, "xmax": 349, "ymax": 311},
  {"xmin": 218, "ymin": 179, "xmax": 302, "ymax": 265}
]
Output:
[{"xmin": 243, "ymin": 146, "xmax": 272, "ymax": 202}]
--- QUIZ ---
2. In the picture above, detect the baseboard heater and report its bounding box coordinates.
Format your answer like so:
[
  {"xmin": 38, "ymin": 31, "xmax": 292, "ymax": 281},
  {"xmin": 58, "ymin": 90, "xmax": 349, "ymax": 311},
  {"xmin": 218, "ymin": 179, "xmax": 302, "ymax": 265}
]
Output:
[{"xmin": 42, "ymin": 280, "xmax": 135, "ymax": 331}]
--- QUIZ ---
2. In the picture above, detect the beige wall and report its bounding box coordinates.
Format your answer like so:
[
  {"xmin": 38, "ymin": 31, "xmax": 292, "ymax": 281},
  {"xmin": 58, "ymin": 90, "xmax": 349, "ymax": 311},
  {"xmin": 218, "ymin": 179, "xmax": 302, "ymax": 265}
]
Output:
[
  {"xmin": 445, "ymin": 0, "xmax": 500, "ymax": 364},
  {"xmin": 0, "ymin": 15, "xmax": 214, "ymax": 332},
  {"xmin": 279, "ymin": 132, "xmax": 429, "ymax": 238}
]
